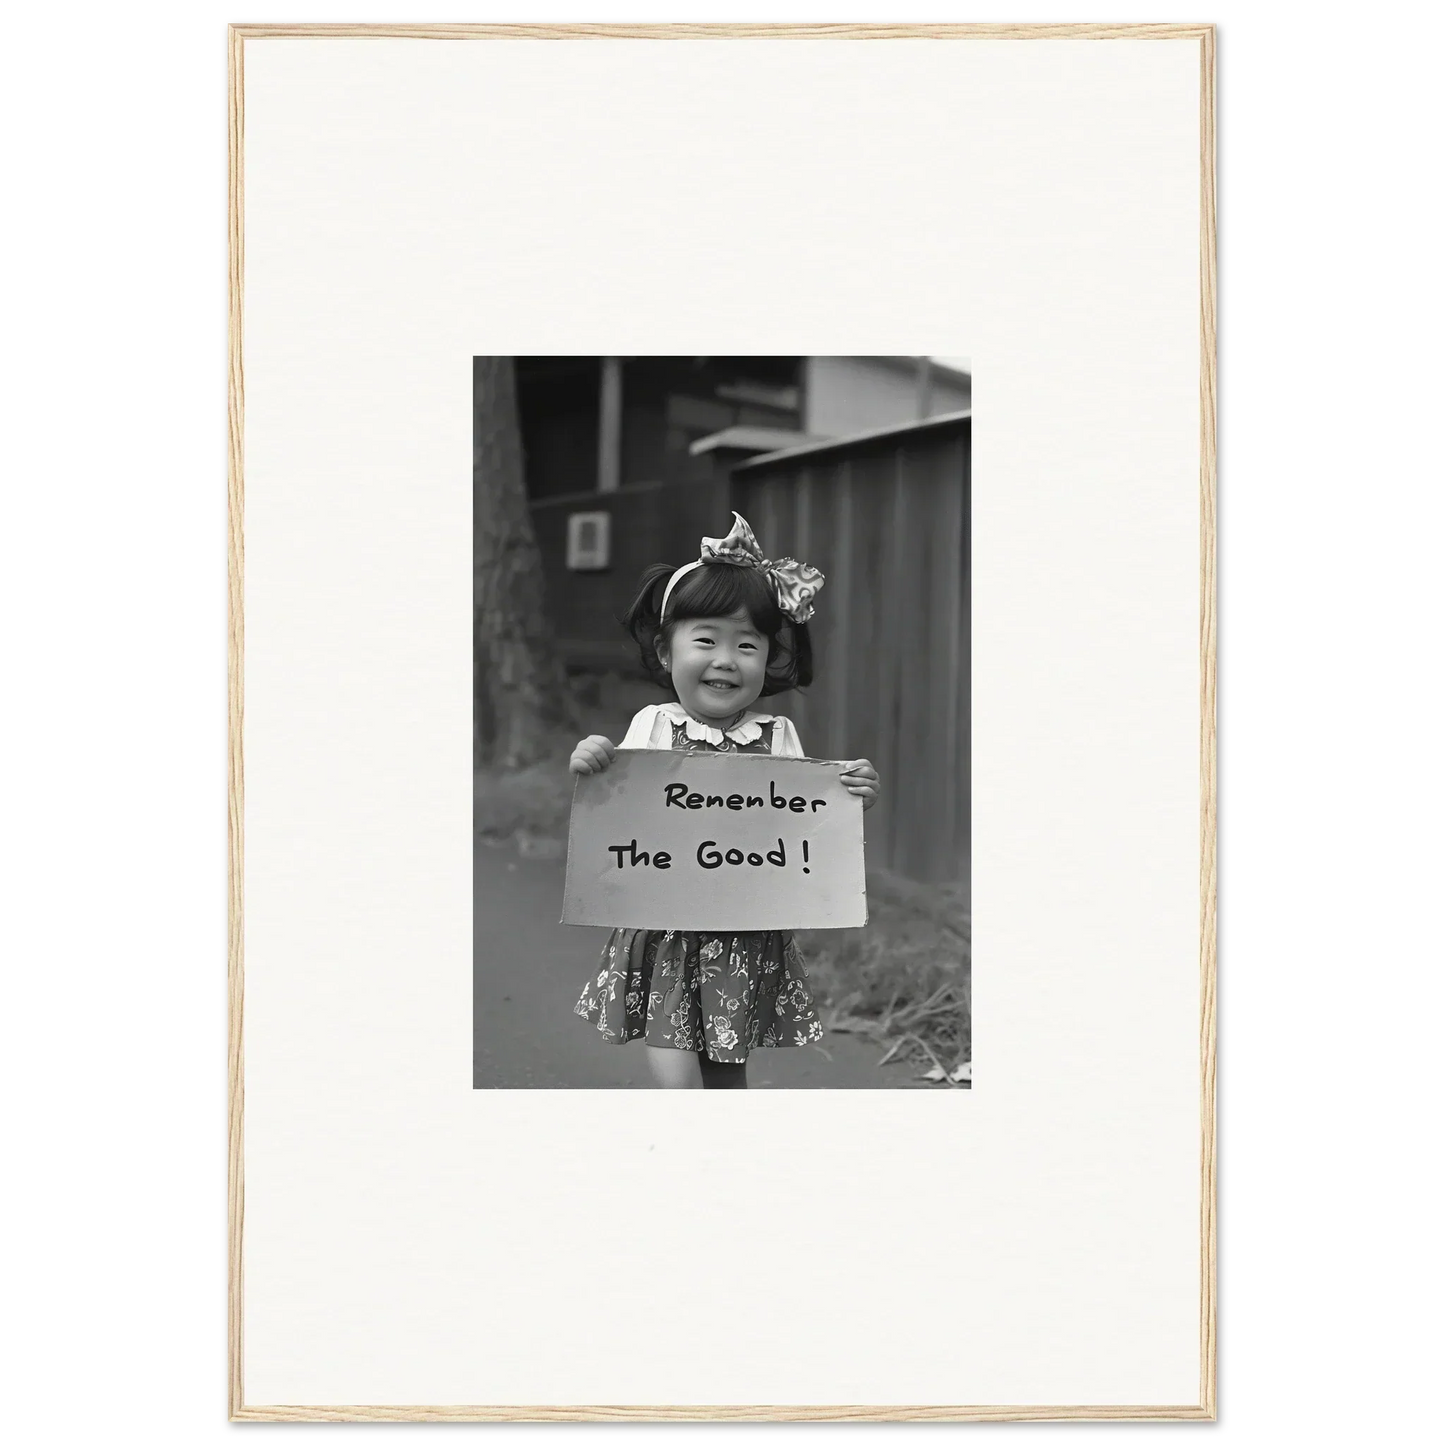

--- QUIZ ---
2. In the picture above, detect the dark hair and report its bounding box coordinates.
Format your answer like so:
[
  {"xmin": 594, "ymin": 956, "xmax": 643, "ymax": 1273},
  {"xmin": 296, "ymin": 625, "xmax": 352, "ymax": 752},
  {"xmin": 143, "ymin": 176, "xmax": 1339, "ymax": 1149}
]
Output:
[{"xmin": 623, "ymin": 561, "xmax": 813, "ymax": 698}]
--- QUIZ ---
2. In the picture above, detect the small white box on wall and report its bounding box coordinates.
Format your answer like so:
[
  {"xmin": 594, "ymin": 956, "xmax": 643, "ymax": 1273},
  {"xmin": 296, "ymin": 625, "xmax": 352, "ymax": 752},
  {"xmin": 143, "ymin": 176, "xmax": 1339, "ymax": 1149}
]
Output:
[{"xmin": 566, "ymin": 511, "xmax": 610, "ymax": 571}]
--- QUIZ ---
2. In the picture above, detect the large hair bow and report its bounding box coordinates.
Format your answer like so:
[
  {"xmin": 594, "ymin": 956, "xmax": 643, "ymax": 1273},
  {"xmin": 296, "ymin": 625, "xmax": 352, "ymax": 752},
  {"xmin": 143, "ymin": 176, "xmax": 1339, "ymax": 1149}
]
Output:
[{"xmin": 661, "ymin": 512, "xmax": 825, "ymax": 624}]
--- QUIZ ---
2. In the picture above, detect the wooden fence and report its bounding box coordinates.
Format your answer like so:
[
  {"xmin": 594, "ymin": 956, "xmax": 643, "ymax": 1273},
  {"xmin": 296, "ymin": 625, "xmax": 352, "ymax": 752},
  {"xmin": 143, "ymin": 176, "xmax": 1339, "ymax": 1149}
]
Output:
[{"xmin": 732, "ymin": 413, "xmax": 970, "ymax": 887}]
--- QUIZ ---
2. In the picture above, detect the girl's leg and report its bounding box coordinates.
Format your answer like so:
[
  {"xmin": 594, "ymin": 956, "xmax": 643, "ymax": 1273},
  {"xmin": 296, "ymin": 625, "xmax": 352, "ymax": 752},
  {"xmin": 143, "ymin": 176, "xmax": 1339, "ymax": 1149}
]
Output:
[
  {"xmin": 645, "ymin": 1045, "xmax": 703, "ymax": 1089},
  {"xmin": 698, "ymin": 1054, "xmax": 749, "ymax": 1090}
]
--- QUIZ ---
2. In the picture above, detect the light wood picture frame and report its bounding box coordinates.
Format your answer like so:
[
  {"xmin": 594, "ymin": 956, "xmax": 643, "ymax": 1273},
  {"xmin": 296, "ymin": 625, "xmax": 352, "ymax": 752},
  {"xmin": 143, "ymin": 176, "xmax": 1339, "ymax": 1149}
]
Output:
[{"xmin": 229, "ymin": 21, "xmax": 1216, "ymax": 1421}]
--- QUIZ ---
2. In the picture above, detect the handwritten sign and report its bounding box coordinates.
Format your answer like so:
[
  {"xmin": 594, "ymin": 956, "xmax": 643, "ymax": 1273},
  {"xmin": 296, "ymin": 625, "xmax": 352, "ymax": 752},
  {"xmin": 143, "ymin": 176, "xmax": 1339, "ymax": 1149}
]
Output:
[{"xmin": 561, "ymin": 750, "xmax": 866, "ymax": 931}]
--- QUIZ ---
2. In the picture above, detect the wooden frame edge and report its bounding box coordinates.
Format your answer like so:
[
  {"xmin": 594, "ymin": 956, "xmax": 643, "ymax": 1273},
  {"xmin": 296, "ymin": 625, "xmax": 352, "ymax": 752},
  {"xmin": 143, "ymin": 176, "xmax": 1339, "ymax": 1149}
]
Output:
[
  {"xmin": 225, "ymin": 21, "xmax": 1219, "ymax": 1423},
  {"xmin": 226, "ymin": 20, "xmax": 247, "ymax": 1426},
  {"xmin": 227, "ymin": 23, "xmax": 1215, "ymax": 41},
  {"xmin": 1197, "ymin": 21, "xmax": 1220, "ymax": 1426},
  {"xmin": 232, "ymin": 1405, "xmax": 1215, "ymax": 1424}
]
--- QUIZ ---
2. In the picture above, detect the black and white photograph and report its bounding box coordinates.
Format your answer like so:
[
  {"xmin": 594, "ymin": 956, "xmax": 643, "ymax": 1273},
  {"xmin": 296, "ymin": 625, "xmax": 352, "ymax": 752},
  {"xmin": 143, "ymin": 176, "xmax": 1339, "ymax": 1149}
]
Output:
[{"xmin": 474, "ymin": 356, "xmax": 971, "ymax": 1088}]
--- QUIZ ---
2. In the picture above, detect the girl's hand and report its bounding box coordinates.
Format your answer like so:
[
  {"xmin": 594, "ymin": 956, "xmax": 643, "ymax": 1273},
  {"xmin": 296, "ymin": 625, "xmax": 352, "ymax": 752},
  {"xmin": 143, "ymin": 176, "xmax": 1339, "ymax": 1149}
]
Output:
[
  {"xmin": 569, "ymin": 735, "xmax": 617, "ymax": 776},
  {"xmin": 840, "ymin": 759, "xmax": 881, "ymax": 810}
]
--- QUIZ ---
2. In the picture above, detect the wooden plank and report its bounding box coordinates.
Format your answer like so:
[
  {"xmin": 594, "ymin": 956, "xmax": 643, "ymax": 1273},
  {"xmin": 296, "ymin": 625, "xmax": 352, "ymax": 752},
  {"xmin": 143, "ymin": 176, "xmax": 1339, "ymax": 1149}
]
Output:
[
  {"xmin": 916, "ymin": 438, "xmax": 942, "ymax": 880},
  {"xmin": 596, "ymin": 357, "xmax": 622, "ymax": 492},
  {"xmin": 959, "ymin": 429, "xmax": 972, "ymax": 888},
  {"xmin": 826, "ymin": 461, "xmax": 852, "ymax": 764},
  {"xmin": 756, "ymin": 476, "xmax": 781, "ymax": 562},
  {"xmin": 884, "ymin": 447, "xmax": 911, "ymax": 873},
  {"xmin": 795, "ymin": 464, "xmax": 813, "ymax": 575},
  {"xmin": 788, "ymin": 468, "xmax": 814, "ymax": 750},
  {"xmin": 855, "ymin": 462, "xmax": 885, "ymax": 794},
  {"xmin": 924, "ymin": 436, "xmax": 965, "ymax": 882},
  {"xmin": 896, "ymin": 443, "xmax": 933, "ymax": 879},
  {"xmin": 850, "ymin": 449, "xmax": 894, "ymax": 867}
]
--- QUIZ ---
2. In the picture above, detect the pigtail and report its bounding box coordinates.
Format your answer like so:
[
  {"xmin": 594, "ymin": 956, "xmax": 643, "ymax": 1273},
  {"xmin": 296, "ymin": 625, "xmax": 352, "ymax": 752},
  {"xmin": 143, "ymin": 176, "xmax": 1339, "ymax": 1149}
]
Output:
[
  {"xmin": 763, "ymin": 618, "xmax": 813, "ymax": 695},
  {"xmin": 622, "ymin": 562, "xmax": 678, "ymax": 690}
]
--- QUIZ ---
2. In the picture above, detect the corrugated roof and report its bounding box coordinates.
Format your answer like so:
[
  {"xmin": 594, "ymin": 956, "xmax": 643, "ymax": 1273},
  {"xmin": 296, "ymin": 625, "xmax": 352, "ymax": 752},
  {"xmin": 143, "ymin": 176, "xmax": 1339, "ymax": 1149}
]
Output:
[
  {"xmin": 688, "ymin": 425, "xmax": 824, "ymax": 457},
  {"xmin": 731, "ymin": 408, "xmax": 971, "ymax": 472}
]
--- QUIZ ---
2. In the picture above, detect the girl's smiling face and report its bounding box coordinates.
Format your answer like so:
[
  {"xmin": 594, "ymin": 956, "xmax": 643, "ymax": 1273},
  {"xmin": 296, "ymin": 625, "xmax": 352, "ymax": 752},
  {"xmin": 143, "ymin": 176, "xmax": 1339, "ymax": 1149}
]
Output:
[{"xmin": 659, "ymin": 607, "xmax": 768, "ymax": 723}]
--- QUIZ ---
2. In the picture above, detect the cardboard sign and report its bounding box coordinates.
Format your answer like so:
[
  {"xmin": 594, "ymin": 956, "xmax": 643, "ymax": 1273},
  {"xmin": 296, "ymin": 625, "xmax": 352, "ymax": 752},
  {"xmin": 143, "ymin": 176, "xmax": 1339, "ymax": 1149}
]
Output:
[{"xmin": 561, "ymin": 750, "xmax": 866, "ymax": 931}]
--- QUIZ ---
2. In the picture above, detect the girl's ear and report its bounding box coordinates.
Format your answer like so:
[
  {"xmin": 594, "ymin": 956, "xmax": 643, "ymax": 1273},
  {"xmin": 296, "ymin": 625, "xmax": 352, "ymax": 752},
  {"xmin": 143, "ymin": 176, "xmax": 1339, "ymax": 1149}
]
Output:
[{"xmin": 655, "ymin": 629, "xmax": 671, "ymax": 672}]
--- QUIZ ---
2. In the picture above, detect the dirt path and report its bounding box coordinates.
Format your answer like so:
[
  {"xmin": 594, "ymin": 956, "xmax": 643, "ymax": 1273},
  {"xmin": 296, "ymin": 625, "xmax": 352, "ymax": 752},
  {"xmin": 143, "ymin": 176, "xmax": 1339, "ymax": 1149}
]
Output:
[{"xmin": 473, "ymin": 841, "xmax": 912, "ymax": 1088}]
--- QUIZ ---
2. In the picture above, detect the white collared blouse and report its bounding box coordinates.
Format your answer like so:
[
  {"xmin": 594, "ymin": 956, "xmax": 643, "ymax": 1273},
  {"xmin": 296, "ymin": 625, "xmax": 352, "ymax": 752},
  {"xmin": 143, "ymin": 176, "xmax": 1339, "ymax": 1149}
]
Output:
[{"xmin": 618, "ymin": 700, "xmax": 805, "ymax": 757}]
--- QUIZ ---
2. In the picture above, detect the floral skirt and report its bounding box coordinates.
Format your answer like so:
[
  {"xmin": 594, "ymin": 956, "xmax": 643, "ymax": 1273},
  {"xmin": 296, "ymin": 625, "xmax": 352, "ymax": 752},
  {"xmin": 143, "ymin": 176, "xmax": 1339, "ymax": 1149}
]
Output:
[{"xmin": 573, "ymin": 928, "xmax": 824, "ymax": 1063}]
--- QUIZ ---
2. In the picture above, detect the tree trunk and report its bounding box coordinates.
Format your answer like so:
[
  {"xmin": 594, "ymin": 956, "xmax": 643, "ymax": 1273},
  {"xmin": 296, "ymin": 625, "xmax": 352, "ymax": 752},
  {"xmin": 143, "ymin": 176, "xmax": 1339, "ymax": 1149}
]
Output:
[{"xmin": 474, "ymin": 356, "xmax": 573, "ymax": 768}]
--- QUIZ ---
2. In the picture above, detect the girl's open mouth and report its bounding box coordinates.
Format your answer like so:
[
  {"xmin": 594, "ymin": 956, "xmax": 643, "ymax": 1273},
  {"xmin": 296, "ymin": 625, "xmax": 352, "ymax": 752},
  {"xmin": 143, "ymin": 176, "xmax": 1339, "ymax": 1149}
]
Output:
[{"xmin": 703, "ymin": 679, "xmax": 739, "ymax": 690}]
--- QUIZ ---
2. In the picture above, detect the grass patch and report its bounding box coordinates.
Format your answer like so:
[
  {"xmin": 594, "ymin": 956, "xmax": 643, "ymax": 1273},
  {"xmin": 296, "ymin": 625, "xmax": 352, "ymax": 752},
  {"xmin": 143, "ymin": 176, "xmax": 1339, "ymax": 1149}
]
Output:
[
  {"xmin": 475, "ymin": 672, "xmax": 658, "ymax": 848},
  {"xmin": 474, "ymin": 743, "xmax": 575, "ymax": 845},
  {"xmin": 799, "ymin": 871, "xmax": 971, "ymax": 1083}
]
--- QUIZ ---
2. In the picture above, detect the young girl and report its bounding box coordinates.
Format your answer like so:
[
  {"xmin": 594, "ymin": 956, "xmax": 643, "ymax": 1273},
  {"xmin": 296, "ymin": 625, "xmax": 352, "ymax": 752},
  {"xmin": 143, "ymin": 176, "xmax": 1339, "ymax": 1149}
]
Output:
[{"xmin": 570, "ymin": 512, "xmax": 880, "ymax": 1089}]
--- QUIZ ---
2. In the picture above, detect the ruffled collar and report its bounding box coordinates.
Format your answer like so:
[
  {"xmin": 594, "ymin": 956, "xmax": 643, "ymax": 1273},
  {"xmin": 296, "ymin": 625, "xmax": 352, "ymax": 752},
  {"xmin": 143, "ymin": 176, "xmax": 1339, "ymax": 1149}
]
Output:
[{"xmin": 657, "ymin": 701, "xmax": 773, "ymax": 748}]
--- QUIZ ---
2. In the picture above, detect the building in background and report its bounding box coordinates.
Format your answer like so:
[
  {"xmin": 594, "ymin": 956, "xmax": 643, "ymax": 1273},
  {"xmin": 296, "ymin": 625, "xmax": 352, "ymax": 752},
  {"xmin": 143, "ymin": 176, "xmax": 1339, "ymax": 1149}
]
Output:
[
  {"xmin": 517, "ymin": 356, "xmax": 968, "ymax": 500},
  {"xmin": 800, "ymin": 356, "xmax": 969, "ymax": 438},
  {"xmin": 518, "ymin": 356, "xmax": 805, "ymax": 498},
  {"xmin": 515, "ymin": 356, "xmax": 969, "ymax": 672}
]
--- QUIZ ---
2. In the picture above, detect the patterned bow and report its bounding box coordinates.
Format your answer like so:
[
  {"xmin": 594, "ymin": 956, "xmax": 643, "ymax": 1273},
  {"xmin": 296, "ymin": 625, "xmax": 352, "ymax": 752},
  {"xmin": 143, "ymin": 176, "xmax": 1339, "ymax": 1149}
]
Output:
[{"xmin": 691, "ymin": 512, "xmax": 825, "ymax": 624}]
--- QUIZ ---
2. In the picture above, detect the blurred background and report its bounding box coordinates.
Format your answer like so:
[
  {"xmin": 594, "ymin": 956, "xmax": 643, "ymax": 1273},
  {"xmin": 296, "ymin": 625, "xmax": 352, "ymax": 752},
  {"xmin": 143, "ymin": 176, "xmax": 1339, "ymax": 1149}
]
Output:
[{"xmin": 475, "ymin": 356, "xmax": 971, "ymax": 1088}]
